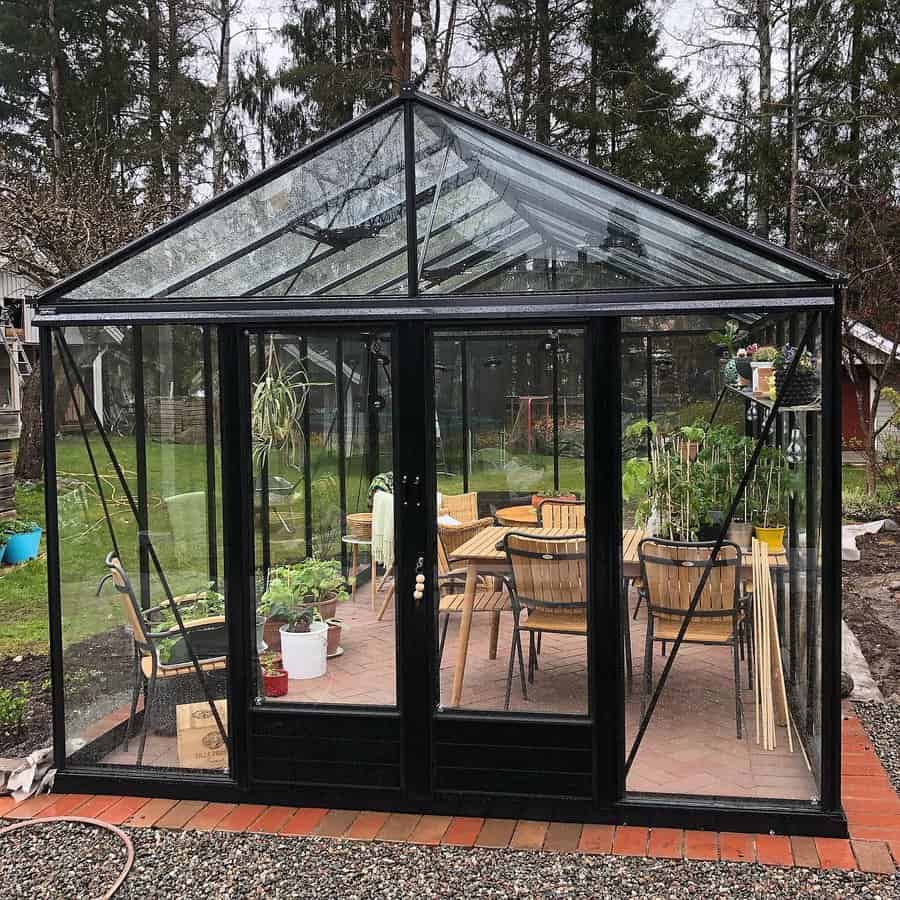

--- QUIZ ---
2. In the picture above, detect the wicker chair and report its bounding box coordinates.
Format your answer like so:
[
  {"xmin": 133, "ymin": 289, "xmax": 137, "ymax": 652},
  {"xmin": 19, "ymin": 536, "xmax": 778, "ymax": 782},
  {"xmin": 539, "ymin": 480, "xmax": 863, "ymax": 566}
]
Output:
[
  {"xmin": 637, "ymin": 538, "xmax": 750, "ymax": 738},
  {"xmin": 537, "ymin": 499, "xmax": 586, "ymax": 529},
  {"xmin": 99, "ymin": 553, "xmax": 227, "ymax": 766},
  {"xmin": 502, "ymin": 532, "xmax": 588, "ymax": 709},
  {"xmin": 440, "ymin": 491, "xmax": 480, "ymax": 522}
]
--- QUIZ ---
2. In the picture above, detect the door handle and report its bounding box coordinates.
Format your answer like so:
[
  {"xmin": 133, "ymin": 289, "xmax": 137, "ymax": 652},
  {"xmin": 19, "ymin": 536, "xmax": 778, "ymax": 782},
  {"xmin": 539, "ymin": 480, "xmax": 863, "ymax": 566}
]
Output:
[{"xmin": 413, "ymin": 555, "xmax": 425, "ymax": 604}]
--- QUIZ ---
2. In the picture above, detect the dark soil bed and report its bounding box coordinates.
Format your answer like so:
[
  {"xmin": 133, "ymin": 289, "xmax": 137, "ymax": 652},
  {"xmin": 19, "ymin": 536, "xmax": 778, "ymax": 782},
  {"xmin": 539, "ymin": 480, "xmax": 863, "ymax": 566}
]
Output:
[
  {"xmin": 0, "ymin": 629, "xmax": 132, "ymax": 757},
  {"xmin": 842, "ymin": 531, "xmax": 900, "ymax": 701}
]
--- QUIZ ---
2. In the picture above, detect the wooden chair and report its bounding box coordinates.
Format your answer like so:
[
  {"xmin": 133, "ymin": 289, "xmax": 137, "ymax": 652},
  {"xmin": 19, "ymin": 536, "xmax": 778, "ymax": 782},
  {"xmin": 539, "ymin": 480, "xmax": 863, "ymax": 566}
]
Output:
[
  {"xmin": 436, "ymin": 528, "xmax": 509, "ymax": 661},
  {"xmin": 537, "ymin": 499, "xmax": 586, "ymax": 529},
  {"xmin": 438, "ymin": 516, "xmax": 495, "ymax": 556},
  {"xmin": 637, "ymin": 538, "xmax": 750, "ymax": 738},
  {"xmin": 99, "ymin": 553, "xmax": 227, "ymax": 766},
  {"xmin": 440, "ymin": 491, "xmax": 479, "ymax": 523},
  {"xmin": 502, "ymin": 532, "xmax": 588, "ymax": 709}
]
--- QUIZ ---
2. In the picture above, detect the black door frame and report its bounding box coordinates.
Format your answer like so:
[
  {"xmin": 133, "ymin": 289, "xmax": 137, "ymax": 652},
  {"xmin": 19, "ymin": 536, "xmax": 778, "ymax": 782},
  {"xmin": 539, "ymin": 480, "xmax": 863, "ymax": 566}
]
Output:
[{"xmin": 46, "ymin": 302, "xmax": 847, "ymax": 837}]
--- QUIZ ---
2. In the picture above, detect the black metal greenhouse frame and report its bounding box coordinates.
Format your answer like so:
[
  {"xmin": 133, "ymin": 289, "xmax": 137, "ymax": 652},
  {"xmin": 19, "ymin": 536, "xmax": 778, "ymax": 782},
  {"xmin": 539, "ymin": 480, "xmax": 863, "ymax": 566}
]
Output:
[{"xmin": 34, "ymin": 86, "xmax": 845, "ymax": 837}]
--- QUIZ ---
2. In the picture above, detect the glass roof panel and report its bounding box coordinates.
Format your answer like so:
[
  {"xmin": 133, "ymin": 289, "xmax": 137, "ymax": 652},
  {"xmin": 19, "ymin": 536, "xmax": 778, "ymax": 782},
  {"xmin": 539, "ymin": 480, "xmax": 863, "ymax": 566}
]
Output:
[
  {"xmin": 413, "ymin": 107, "xmax": 817, "ymax": 293},
  {"xmin": 63, "ymin": 110, "xmax": 407, "ymax": 300}
]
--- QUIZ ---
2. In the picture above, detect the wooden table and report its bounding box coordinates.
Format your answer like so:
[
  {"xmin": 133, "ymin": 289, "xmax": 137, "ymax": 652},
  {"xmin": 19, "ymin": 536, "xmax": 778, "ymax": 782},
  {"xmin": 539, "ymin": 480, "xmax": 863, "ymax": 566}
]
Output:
[
  {"xmin": 494, "ymin": 504, "xmax": 538, "ymax": 526},
  {"xmin": 448, "ymin": 526, "xmax": 582, "ymax": 707},
  {"xmin": 447, "ymin": 526, "xmax": 787, "ymax": 707},
  {"xmin": 621, "ymin": 528, "xmax": 787, "ymax": 579}
]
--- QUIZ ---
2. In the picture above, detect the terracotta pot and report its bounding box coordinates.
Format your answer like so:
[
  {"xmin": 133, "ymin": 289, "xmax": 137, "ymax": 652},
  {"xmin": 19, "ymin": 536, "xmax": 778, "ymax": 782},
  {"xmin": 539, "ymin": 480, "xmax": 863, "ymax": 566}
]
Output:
[
  {"xmin": 263, "ymin": 616, "xmax": 288, "ymax": 652},
  {"xmin": 317, "ymin": 596, "xmax": 338, "ymax": 621},
  {"xmin": 326, "ymin": 618, "xmax": 342, "ymax": 656},
  {"xmin": 262, "ymin": 669, "xmax": 288, "ymax": 698}
]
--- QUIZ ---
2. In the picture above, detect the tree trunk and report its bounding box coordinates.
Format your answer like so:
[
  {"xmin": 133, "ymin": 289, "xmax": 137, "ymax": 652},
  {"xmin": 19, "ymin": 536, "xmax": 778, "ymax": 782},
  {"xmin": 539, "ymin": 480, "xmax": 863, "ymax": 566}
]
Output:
[
  {"xmin": 47, "ymin": 0, "xmax": 65, "ymax": 163},
  {"xmin": 390, "ymin": 0, "xmax": 412, "ymax": 91},
  {"xmin": 588, "ymin": 0, "xmax": 599, "ymax": 166},
  {"xmin": 756, "ymin": 0, "xmax": 772, "ymax": 239},
  {"xmin": 167, "ymin": 0, "xmax": 182, "ymax": 206},
  {"xmin": 535, "ymin": 0, "xmax": 551, "ymax": 144},
  {"xmin": 14, "ymin": 362, "xmax": 43, "ymax": 482},
  {"xmin": 148, "ymin": 0, "xmax": 164, "ymax": 201},
  {"xmin": 438, "ymin": 0, "xmax": 458, "ymax": 97},
  {"xmin": 211, "ymin": 0, "xmax": 231, "ymax": 196},
  {"xmin": 419, "ymin": 0, "xmax": 440, "ymax": 92},
  {"xmin": 786, "ymin": 3, "xmax": 799, "ymax": 250}
]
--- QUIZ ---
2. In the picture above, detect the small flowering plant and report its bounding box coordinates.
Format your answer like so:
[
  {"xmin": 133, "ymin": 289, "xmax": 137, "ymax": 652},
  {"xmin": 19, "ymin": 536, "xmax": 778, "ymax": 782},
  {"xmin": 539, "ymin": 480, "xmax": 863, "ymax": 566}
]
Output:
[
  {"xmin": 737, "ymin": 343, "xmax": 758, "ymax": 358},
  {"xmin": 774, "ymin": 344, "xmax": 817, "ymax": 374}
]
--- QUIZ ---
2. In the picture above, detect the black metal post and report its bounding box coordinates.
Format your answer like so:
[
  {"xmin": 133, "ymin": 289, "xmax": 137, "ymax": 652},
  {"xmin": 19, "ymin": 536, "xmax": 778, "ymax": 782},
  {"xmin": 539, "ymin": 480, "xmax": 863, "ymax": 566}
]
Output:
[
  {"xmin": 218, "ymin": 326, "xmax": 252, "ymax": 788},
  {"xmin": 366, "ymin": 335, "xmax": 379, "ymax": 483},
  {"xmin": 805, "ymin": 411, "xmax": 819, "ymax": 737},
  {"xmin": 301, "ymin": 335, "xmax": 313, "ymax": 558},
  {"xmin": 255, "ymin": 332, "xmax": 270, "ymax": 575},
  {"xmin": 645, "ymin": 336, "xmax": 653, "ymax": 458},
  {"xmin": 588, "ymin": 319, "xmax": 624, "ymax": 806},
  {"xmin": 132, "ymin": 328, "xmax": 151, "ymax": 610},
  {"xmin": 552, "ymin": 332, "xmax": 560, "ymax": 491},
  {"xmin": 336, "ymin": 337, "xmax": 348, "ymax": 571},
  {"xmin": 41, "ymin": 327, "xmax": 67, "ymax": 771},
  {"xmin": 788, "ymin": 314, "xmax": 800, "ymax": 683},
  {"xmin": 403, "ymin": 87, "xmax": 419, "ymax": 299},
  {"xmin": 819, "ymin": 292, "xmax": 843, "ymax": 812},
  {"xmin": 461, "ymin": 338, "xmax": 470, "ymax": 492},
  {"xmin": 202, "ymin": 327, "xmax": 219, "ymax": 588}
]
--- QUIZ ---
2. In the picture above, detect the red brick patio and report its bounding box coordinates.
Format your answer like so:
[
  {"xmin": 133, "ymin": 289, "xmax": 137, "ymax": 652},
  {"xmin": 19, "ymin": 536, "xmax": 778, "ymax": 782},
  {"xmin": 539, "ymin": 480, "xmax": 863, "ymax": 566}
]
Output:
[{"xmin": 1, "ymin": 711, "xmax": 897, "ymax": 874}]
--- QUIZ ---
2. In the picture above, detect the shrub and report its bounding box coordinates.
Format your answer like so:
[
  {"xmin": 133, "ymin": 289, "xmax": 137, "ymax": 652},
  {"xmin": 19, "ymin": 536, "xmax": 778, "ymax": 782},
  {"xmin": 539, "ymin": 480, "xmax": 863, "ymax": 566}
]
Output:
[
  {"xmin": 842, "ymin": 486, "xmax": 899, "ymax": 521},
  {"xmin": 0, "ymin": 681, "xmax": 30, "ymax": 732}
]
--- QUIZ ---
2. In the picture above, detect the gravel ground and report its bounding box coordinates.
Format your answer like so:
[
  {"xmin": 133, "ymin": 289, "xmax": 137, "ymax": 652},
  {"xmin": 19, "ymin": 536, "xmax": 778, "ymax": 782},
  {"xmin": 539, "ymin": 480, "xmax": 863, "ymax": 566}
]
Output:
[
  {"xmin": 0, "ymin": 826, "xmax": 897, "ymax": 900},
  {"xmin": 855, "ymin": 701, "xmax": 900, "ymax": 794}
]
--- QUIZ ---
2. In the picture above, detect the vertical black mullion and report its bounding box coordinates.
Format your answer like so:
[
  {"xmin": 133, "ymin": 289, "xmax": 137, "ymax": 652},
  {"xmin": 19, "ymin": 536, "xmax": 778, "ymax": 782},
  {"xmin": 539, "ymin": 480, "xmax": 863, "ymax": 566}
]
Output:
[
  {"xmin": 788, "ymin": 314, "xmax": 800, "ymax": 683},
  {"xmin": 41, "ymin": 327, "xmax": 66, "ymax": 772},
  {"xmin": 394, "ymin": 320, "xmax": 431, "ymax": 802},
  {"xmin": 219, "ymin": 326, "xmax": 251, "ymax": 789},
  {"xmin": 132, "ymin": 327, "xmax": 150, "ymax": 610},
  {"xmin": 202, "ymin": 327, "xmax": 219, "ymax": 588},
  {"xmin": 255, "ymin": 332, "xmax": 270, "ymax": 575},
  {"xmin": 552, "ymin": 332, "xmax": 560, "ymax": 491},
  {"xmin": 645, "ymin": 335, "xmax": 653, "ymax": 457},
  {"xmin": 819, "ymin": 292, "xmax": 842, "ymax": 812},
  {"xmin": 588, "ymin": 317, "xmax": 623, "ymax": 808},
  {"xmin": 366, "ymin": 336, "xmax": 379, "ymax": 482},
  {"xmin": 805, "ymin": 405, "xmax": 819, "ymax": 738},
  {"xmin": 301, "ymin": 335, "xmax": 313, "ymax": 558},
  {"xmin": 461, "ymin": 338, "xmax": 469, "ymax": 492},
  {"xmin": 336, "ymin": 337, "xmax": 348, "ymax": 572},
  {"xmin": 403, "ymin": 90, "xmax": 419, "ymax": 299}
]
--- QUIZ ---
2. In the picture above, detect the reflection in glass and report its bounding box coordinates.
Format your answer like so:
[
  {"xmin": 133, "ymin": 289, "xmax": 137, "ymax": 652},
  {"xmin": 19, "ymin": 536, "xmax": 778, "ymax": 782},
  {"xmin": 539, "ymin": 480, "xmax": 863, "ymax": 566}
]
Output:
[
  {"xmin": 57, "ymin": 325, "xmax": 229, "ymax": 772},
  {"xmin": 433, "ymin": 328, "xmax": 587, "ymax": 715},
  {"xmin": 622, "ymin": 313, "xmax": 822, "ymax": 805},
  {"xmin": 250, "ymin": 331, "xmax": 396, "ymax": 707}
]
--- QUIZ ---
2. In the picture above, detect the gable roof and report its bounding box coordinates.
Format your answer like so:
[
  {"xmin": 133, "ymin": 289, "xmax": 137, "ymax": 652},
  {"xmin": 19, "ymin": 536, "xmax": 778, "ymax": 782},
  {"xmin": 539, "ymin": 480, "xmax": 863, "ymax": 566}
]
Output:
[{"xmin": 38, "ymin": 90, "xmax": 840, "ymax": 305}]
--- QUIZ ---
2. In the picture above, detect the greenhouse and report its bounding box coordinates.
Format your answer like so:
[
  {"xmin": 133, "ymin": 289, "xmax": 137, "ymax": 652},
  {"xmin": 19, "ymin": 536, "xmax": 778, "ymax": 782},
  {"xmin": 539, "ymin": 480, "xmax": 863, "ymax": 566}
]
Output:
[{"xmin": 34, "ymin": 86, "xmax": 844, "ymax": 835}]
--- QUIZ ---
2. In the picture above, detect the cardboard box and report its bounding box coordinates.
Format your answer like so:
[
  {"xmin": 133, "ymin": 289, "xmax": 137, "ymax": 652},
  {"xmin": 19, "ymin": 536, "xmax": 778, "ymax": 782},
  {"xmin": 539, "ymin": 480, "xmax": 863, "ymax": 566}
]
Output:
[{"xmin": 176, "ymin": 699, "xmax": 228, "ymax": 770}]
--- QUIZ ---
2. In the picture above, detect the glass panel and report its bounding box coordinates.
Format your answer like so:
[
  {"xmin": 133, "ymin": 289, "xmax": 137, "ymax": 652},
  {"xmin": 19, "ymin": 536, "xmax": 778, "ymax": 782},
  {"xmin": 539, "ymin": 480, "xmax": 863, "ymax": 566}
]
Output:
[
  {"xmin": 433, "ymin": 327, "xmax": 587, "ymax": 715},
  {"xmin": 621, "ymin": 312, "xmax": 823, "ymax": 804},
  {"xmin": 251, "ymin": 330, "xmax": 396, "ymax": 707},
  {"xmin": 414, "ymin": 108, "xmax": 815, "ymax": 293},
  {"xmin": 57, "ymin": 325, "xmax": 229, "ymax": 773},
  {"xmin": 63, "ymin": 111, "xmax": 406, "ymax": 300}
]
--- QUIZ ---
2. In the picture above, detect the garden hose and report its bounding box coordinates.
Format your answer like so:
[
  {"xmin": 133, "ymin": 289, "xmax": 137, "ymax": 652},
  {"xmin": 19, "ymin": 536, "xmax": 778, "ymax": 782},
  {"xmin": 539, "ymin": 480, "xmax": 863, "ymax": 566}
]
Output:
[{"xmin": 0, "ymin": 814, "xmax": 135, "ymax": 899}]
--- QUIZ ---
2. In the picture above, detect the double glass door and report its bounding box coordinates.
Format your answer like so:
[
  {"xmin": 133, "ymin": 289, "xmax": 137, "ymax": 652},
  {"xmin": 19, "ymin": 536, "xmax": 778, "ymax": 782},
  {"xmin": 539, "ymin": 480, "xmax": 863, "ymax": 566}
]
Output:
[{"xmin": 244, "ymin": 322, "xmax": 609, "ymax": 808}]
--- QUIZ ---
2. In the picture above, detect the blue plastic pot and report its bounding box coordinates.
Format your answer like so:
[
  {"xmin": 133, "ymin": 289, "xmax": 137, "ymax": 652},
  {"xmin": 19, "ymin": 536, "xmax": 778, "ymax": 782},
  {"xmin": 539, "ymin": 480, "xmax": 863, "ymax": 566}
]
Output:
[{"xmin": 3, "ymin": 528, "xmax": 42, "ymax": 564}]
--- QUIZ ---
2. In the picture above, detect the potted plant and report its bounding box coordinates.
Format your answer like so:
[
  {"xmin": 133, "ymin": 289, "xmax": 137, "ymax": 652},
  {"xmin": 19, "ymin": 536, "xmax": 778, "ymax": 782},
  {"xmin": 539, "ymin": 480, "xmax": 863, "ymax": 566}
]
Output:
[
  {"xmin": 326, "ymin": 618, "xmax": 343, "ymax": 657},
  {"xmin": 279, "ymin": 606, "xmax": 328, "ymax": 680},
  {"xmin": 260, "ymin": 651, "xmax": 288, "ymax": 698},
  {"xmin": 751, "ymin": 346, "xmax": 778, "ymax": 396},
  {"xmin": 773, "ymin": 344, "xmax": 819, "ymax": 406},
  {"xmin": 750, "ymin": 446, "xmax": 797, "ymax": 552},
  {"xmin": 735, "ymin": 344, "xmax": 757, "ymax": 386},
  {"xmin": 1, "ymin": 519, "xmax": 42, "ymax": 564}
]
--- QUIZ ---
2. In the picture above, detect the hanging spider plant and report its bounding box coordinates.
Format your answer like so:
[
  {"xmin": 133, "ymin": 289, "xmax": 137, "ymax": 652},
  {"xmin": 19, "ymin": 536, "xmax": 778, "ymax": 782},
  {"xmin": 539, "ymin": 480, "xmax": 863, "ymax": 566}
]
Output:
[{"xmin": 252, "ymin": 338, "xmax": 330, "ymax": 471}]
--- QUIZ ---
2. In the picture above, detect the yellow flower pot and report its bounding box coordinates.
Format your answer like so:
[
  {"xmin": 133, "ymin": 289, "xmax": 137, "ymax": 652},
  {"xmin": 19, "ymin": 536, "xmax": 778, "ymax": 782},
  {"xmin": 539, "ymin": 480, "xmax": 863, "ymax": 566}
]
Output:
[{"xmin": 754, "ymin": 525, "xmax": 785, "ymax": 553}]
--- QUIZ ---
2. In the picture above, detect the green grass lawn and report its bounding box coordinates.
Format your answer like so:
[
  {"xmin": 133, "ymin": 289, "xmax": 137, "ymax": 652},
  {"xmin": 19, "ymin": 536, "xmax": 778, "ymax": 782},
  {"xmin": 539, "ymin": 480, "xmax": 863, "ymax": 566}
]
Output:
[{"xmin": 0, "ymin": 442, "xmax": 877, "ymax": 658}]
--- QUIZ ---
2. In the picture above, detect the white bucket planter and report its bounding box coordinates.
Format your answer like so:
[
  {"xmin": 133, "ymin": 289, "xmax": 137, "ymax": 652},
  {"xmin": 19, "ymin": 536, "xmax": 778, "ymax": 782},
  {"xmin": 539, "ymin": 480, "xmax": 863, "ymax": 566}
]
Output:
[{"xmin": 280, "ymin": 621, "xmax": 328, "ymax": 680}]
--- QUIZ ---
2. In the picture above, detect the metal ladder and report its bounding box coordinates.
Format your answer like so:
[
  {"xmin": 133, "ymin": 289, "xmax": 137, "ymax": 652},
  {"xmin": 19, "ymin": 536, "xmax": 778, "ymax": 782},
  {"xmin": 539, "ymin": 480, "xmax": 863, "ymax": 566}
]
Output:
[{"xmin": 0, "ymin": 308, "xmax": 32, "ymax": 377}]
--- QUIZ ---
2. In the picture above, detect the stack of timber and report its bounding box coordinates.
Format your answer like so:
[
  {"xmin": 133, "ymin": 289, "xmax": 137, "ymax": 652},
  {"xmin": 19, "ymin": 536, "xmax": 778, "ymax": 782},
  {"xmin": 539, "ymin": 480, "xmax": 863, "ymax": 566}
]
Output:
[
  {"xmin": 0, "ymin": 411, "xmax": 17, "ymax": 520},
  {"xmin": 147, "ymin": 396, "xmax": 206, "ymax": 443},
  {"xmin": 751, "ymin": 537, "xmax": 793, "ymax": 753}
]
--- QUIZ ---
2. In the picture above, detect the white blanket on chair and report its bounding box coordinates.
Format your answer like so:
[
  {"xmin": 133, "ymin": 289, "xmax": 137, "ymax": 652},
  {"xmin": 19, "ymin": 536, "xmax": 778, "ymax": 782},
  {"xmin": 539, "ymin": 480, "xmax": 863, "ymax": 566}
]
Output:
[{"xmin": 372, "ymin": 490, "xmax": 394, "ymax": 569}]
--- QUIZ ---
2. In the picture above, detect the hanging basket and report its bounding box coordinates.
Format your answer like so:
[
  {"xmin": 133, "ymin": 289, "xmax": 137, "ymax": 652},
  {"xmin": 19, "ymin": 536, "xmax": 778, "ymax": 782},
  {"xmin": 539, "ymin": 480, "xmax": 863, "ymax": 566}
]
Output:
[
  {"xmin": 346, "ymin": 512, "xmax": 372, "ymax": 539},
  {"xmin": 774, "ymin": 369, "xmax": 819, "ymax": 407}
]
